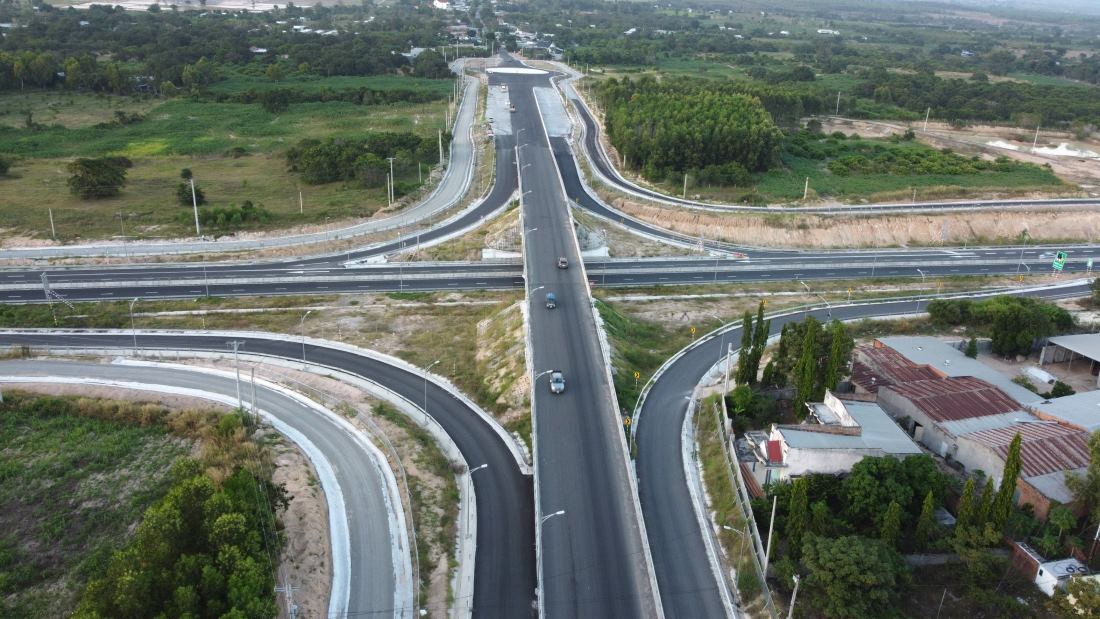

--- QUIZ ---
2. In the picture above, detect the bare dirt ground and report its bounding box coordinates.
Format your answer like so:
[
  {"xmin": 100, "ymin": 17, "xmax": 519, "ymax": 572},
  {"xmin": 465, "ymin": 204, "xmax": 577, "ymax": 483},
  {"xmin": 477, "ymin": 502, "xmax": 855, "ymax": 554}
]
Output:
[
  {"xmin": 821, "ymin": 117, "xmax": 1100, "ymax": 192},
  {"xmin": 612, "ymin": 196, "xmax": 1100, "ymax": 248},
  {"xmin": 1, "ymin": 381, "xmax": 331, "ymax": 617}
]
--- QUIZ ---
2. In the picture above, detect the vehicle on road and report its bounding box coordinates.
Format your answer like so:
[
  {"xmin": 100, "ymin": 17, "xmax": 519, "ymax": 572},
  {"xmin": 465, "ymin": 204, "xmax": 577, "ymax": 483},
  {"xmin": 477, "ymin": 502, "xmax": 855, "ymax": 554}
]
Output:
[
  {"xmin": 549, "ymin": 371, "xmax": 565, "ymax": 394},
  {"xmin": 509, "ymin": 103, "xmax": 516, "ymax": 113},
  {"xmin": 501, "ymin": 84, "xmax": 507, "ymax": 91},
  {"xmin": 545, "ymin": 292, "xmax": 557, "ymax": 309},
  {"xmin": 557, "ymin": 257, "xmax": 569, "ymax": 269}
]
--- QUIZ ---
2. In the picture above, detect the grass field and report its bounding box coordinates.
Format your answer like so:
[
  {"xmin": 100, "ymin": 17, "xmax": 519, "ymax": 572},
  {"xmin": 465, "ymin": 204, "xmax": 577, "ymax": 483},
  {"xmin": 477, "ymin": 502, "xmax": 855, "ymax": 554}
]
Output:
[
  {"xmin": 0, "ymin": 91, "xmax": 163, "ymax": 129},
  {"xmin": 0, "ymin": 393, "xmax": 190, "ymax": 617},
  {"xmin": 209, "ymin": 71, "xmax": 455, "ymax": 96},
  {"xmin": 655, "ymin": 136, "xmax": 1066, "ymax": 204},
  {"xmin": 0, "ymin": 92, "xmax": 449, "ymax": 241}
]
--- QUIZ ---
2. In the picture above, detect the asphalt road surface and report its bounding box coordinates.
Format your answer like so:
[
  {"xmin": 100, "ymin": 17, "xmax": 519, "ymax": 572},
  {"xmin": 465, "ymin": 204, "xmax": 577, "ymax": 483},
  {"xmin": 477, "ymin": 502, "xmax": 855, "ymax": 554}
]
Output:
[
  {"xmin": 634, "ymin": 281, "xmax": 1091, "ymax": 618},
  {"xmin": 0, "ymin": 359, "xmax": 410, "ymax": 617},
  {"xmin": 498, "ymin": 59, "xmax": 657, "ymax": 617},
  {"xmin": 0, "ymin": 332, "xmax": 536, "ymax": 618}
]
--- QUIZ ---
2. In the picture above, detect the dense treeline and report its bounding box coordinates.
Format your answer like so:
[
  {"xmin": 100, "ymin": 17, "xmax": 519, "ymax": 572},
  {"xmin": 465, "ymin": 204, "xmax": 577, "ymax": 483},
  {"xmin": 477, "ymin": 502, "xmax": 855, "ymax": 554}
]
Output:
[
  {"xmin": 927, "ymin": 296, "xmax": 1074, "ymax": 357},
  {"xmin": 286, "ymin": 132, "xmax": 446, "ymax": 188},
  {"xmin": 0, "ymin": 3, "xmax": 447, "ymax": 94},
  {"xmin": 208, "ymin": 86, "xmax": 445, "ymax": 107},
  {"xmin": 855, "ymin": 69, "xmax": 1100, "ymax": 125},
  {"xmin": 597, "ymin": 76, "xmax": 783, "ymax": 182}
]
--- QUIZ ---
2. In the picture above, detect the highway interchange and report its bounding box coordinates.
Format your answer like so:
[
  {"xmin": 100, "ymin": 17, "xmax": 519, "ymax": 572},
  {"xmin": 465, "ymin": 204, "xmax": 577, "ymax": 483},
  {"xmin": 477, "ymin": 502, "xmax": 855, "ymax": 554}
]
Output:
[{"xmin": 3, "ymin": 50, "xmax": 1099, "ymax": 618}]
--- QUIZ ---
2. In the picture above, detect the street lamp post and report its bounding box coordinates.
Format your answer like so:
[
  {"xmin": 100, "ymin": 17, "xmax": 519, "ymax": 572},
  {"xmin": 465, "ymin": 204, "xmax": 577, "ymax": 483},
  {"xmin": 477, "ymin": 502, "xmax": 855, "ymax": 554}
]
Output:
[
  {"xmin": 128, "ymin": 297, "xmax": 140, "ymax": 351},
  {"xmin": 424, "ymin": 359, "xmax": 442, "ymax": 415},
  {"xmin": 299, "ymin": 310, "xmax": 313, "ymax": 361},
  {"xmin": 540, "ymin": 509, "xmax": 566, "ymax": 526},
  {"xmin": 227, "ymin": 340, "xmax": 244, "ymax": 410},
  {"xmin": 916, "ymin": 268, "xmax": 926, "ymax": 284}
]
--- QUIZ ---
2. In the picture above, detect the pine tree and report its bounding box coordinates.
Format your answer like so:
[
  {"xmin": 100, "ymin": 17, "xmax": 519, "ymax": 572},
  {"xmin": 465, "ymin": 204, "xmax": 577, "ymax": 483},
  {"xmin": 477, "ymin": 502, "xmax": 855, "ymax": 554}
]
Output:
[
  {"xmin": 787, "ymin": 478, "xmax": 809, "ymax": 558},
  {"xmin": 977, "ymin": 477, "xmax": 995, "ymax": 525},
  {"xmin": 792, "ymin": 318, "xmax": 819, "ymax": 419},
  {"xmin": 880, "ymin": 500, "xmax": 902, "ymax": 549},
  {"xmin": 823, "ymin": 320, "xmax": 847, "ymax": 393},
  {"xmin": 991, "ymin": 433, "xmax": 1023, "ymax": 530},
  {"xmin": 955, "ymin": 478, "xmax": 976, "ymax": 531},
  {"xmin": 747, "ymin": 301, "xmax": 769, "ymax": 386},
  {"xmin": 915, "ymin": 491, "xmax": 936, "ymax": 551},
  {"xmin": 735, "ymin": 310, "xmax": 754, "ymax": 385}
]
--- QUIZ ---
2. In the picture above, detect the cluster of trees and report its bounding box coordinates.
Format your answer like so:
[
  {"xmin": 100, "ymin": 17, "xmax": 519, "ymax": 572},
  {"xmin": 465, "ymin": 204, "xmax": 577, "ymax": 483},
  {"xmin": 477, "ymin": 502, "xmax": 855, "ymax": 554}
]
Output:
[
  {"xmin": 828, "ymin": 146, "xmax": 1023, "ymax": 177},
  {"xmin": 760, "ymin": 316, "xmax": 853, "ymax": 418},
  {"xmin": 597, "ymin": 77, "xmax": 782, "ymax": 184},
  {"xmin": 66, "ymin": 156, "xmax": 131, "ymax": 199},
  {"xmin": 207, "ymin": 85, "xmax": 446, "ymax": 113},
  {"xmin": 726, "ymin": 303, "xmax": 779, "ymax": 432},
  {"xmin": 762, "ymin": 455, "xmax": 951, "ymax": 617},
  {"xmin": 76, "ymin": 411, "xmax": 284, "ymax": 618},
  {"xmin": 854, "ymin": 68, "xmax": 1100, "ymax": 126},
  {"xmin": 179, "ymin": 201, "xmax": 272, "ymax": 230},
  {"xmin": 0, "ymin": 4, "xmax": 447, "ymax": 94},
  {"xmin": 927, "ymin": 296, "xmax": 1074, "ymax": 357},
  {"xmin": 285, "ymin": 133, "xmax": 445, "ymax": 189}
]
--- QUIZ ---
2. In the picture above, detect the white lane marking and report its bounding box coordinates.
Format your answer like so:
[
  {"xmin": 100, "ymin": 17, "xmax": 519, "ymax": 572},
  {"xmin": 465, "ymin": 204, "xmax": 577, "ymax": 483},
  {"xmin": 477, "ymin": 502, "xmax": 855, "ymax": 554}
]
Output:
[{"xmin": 276, "ymin": 287, "xmax": 287, "ymax": 291}]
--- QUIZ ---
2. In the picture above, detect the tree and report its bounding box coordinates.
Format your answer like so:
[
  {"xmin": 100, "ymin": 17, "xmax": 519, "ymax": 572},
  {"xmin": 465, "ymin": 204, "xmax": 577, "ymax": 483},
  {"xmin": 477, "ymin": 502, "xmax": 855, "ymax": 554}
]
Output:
[
  {"xmin": 1049, "ymin": 505, "xmax": 1078, "ymax": 544},
  {"xmin": 977, "ymin": 477, "xmax": 995, "ymax": 526},
  {"xmin": 787, "ymin": 478, "xmax": 809, "ymax": 558},
  {"xmin": 735, "ymin": 310, "xmax": 754, "ymax": 385},
  {"xmin": 1053, "ymin": 575, "xmax": 1100, "ymax": 618},
  {"xmin": 178, "ymin": 182, "xmax": 206, "ymax": 207},
  {"xmin": 1067, "ymin": 431, "xmax": 1100, "ymax": 524},
  {"xmin": 1051, "ymin": 381, "xmax": 1076, "ymax": 398},
  {"xmin": 991, "ymin": 433, "xmax": 1023, "ymax": 530},
  {"xmin": 67, "ymin": 158, "xmax": 128, "ymax": 199},
  {"xmin": 915, "ymin": 490, "xmax": 937, "ymax": 551},
  {"xmin": 265, "ymin": 63, "xmax": 284, "ymax": 83},
  {"xmin": 801, "ymin": 534, "xmax": 909, "ymax": 619},
  {"xmin": 966, "ymin": 337, "xmax": 978, "ymax": 358},
  {"xmin": 180, "ymin": 168, "xmax": 193, "ymax": 181},
  {"xmin": 823, "ymin": 320, "xmax": 847, "ymax": 392},
  {"xmin": 880, "ymin": 500, "xmax": 902, "ymax": 548},
  {"xmin": 748, "ymin": 301, "xmax": 769, "ymax": 386},
  {"xmin": 956, "ymin": 478, "xmax": 976, "ymax": 531},
  {"xmin": 792, "ymin": 317, "xmax": 819, "ymax": 419},
  {"xmin": 0, "ymin": 155, "xmax": 11, "ymax": 177}
]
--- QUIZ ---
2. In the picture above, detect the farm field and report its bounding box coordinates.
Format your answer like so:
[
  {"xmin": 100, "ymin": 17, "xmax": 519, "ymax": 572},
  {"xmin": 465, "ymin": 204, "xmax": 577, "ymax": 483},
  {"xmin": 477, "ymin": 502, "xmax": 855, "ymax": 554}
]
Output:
[{"xmin": 0, "ymin": 82, "xmax": 451, "ymax": 242}]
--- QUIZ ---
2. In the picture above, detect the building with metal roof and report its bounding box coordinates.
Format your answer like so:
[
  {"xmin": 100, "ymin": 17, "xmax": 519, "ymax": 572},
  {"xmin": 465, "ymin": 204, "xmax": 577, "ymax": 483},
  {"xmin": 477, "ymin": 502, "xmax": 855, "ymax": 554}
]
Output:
[
  {"xmin": 878, "ymin": 336, "xmax": 1041, "ymax": 405},
  {"xmin": 955, "ymin": 422, "xmax": 1090, "ymax": 519},
  {"xmin": 1042, "ymin": 333, "xmax": 1100, "ymax": 389},
  {"xmin": 742, "ymin": 392, "xmax": 921, "ymax": 485},
  {"xmin": 1030, "ymin": 389, "xmax": 1100, "ymax": 431}
]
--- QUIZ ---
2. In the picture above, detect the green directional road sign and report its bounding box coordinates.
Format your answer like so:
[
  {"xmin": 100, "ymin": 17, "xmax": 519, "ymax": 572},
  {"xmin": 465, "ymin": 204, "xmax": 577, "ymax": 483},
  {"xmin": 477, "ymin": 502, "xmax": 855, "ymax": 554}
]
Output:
[{"xmin": 1053, "ymin": 251, "xmax": 1068, "ymax": 272}]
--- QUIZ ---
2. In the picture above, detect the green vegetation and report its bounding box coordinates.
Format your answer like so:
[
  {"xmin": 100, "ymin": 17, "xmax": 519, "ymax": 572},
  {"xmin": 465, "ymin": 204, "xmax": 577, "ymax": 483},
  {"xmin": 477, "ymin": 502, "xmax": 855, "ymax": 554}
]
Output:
[
  {"xmin": 368, "ymin": 401, "xmax": 459, "ymax": 608},
  {"xmin": 926, "ymin": 296, "xmax": 1074, "ymax": 357},
  {"xmin": 596, "ymin": 299, "xmax": 696, "ymax": 414},
  {"xmin": 598, "ymin": 76, "xmax": 782, "ymax": 183},
  {"xmin": 759, "ymin": 316, "xmax": 853, "ymax": 418},
  {"xmin": 0, "ymin": 393, "xmax": 191, "ymax": 617}
]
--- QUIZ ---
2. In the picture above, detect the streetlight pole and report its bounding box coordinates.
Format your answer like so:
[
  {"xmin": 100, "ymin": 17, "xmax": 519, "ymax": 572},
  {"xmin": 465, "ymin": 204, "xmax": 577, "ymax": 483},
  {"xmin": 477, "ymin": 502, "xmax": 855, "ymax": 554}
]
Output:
[
  {"xmin": 917, "ymin": 268, "xmax": 926, "ymax": 285},
  {"xmin": 540, "ymin": 509, "xmax": 566, "ymax": 526},
  {"xmin": 227, "ymin": 340, "xmax": 244, "ymax": 410},
  {"xmin": 387, "ymin": 157, "xmax": 396, "ymax": 206},
  {"xmin": 424, "ymin": 359, "xmax": 442, "ymax": 415},
  {"xmin": 191, "ymin": 178, "xmax": 202, "ymax": 237},
  {"xmin": 787, "ymin": 575, "xmax": 801, "ymax": 619},
  {"xmin": 129, "ymin": 297, "xmax": 140, "ymax": 351},
  {"xmin": 299, "ymin": 310, "xmax": 313, "ymax": 361}
]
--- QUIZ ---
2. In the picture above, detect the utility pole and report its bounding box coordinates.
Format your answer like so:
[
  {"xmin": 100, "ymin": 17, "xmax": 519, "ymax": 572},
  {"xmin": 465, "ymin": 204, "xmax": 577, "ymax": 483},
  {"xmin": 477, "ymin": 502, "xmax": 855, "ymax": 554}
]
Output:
[
  {"xmin": 387, "ymin": 157, "xmax": 396, "ymax": 205},
  {"xmin": 190, "ymin": 178, "xmax": 201, "ymax": 237},
  {"xmin": 299, "ymin": 189, "xmax": 304, "ymax": 215},
  {"xmin": 129, "ymin": 297, "xmax": 140, "ymax": 351},
  {"xmin": 682, "ymin": 173, "xmax": 688, "ymax": 199},
  {"xmin": 764, "ymin": 494, "xmax": 777, "ymax": 572},
  {"xmin": 275, "ymin": 581, "xmax": 299, "ymax": 619},
  {"xmin": 419, "ymin": 161, "xmax": 422, "ymax": 184},
  {"xmin": 923, "ymin": 106, "xmax": 931, "ymax": 131},
  {"xmin": 48, "ymin": 208, "xmax": 56, "ymax": 240},
  {"xmin": 250, "ymin": 367, "xmax": 258, "ymax": 424},
  {"xmin": 1031, "ymin": 124, "xmax": 1041, "ymax": 153},
  {"xmin": 835, "ymin": 90, "xmax": 841, "ymax": 116},
  {"xmin": 802, "ymin": 177, "xmax": 810, "ymax": 201},
  {"xmin": 227, "ymin": 340, "xmax": 244, "ymax": 410},
  {"xmin": 787, "ymin": 575, "xmax": 801, "ymax": 619},
  {"xmin": 438, "ymin": 129, "xmax": 444, "ymax": 165}
]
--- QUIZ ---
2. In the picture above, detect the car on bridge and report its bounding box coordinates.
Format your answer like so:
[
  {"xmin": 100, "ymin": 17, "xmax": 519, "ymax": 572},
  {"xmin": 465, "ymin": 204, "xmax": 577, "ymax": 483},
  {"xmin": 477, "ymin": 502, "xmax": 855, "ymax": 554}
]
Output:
[
  {"xmin": 549, "ymin": 371, "xmax": 565, "ymax": 394},
  {"xmin": 557, "ymin": 257, "xmax": 569, "ymax": 269},
  {"xmin": 545, "ymin": 292, "xmax": 557, "ymax": 309}
]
